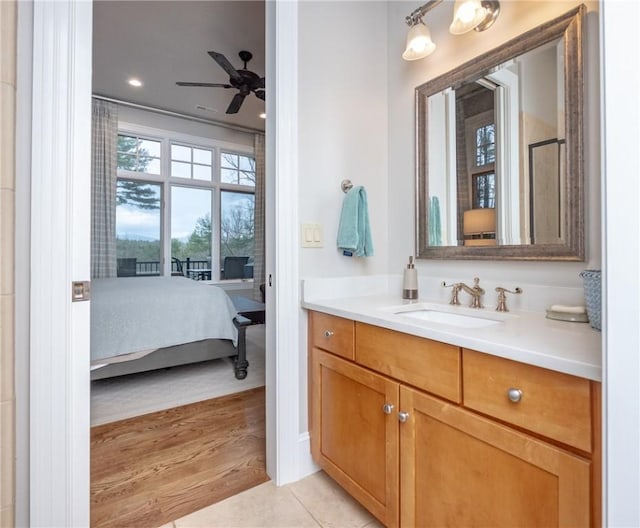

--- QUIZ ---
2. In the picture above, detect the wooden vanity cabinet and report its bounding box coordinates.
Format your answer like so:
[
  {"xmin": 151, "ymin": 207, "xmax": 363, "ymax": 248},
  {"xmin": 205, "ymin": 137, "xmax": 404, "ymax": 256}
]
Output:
[
  {"xmin": 307, "ymin": 311, "xmax": 600, "ymax": 528},
  {"xmin": 310, "ymin": 348, "xmax": 400, "ymax": 527},
  {"xmin": 400, "ymin": 386, "xmax": 591, "ymax": 527}
]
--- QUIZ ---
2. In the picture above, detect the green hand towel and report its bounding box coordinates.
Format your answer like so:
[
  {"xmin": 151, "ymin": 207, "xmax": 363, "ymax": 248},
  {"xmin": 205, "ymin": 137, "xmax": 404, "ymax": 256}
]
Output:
[{"xmin": 337, "ymin": 186, "xmax": 374, "ymax": 257}]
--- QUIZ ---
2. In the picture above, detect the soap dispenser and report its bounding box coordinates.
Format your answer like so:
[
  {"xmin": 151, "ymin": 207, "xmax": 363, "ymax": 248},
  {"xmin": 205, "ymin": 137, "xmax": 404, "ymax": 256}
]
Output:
[{"xmin": 402, "ymin": 256, "xmax": 419, "ymax": 300}]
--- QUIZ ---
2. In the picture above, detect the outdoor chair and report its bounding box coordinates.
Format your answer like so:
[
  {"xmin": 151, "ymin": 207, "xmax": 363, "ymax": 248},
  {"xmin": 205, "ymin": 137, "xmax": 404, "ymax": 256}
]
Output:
[{"xmin": 222, "ymin": 256, "xmax": 249, "ymax": 280}]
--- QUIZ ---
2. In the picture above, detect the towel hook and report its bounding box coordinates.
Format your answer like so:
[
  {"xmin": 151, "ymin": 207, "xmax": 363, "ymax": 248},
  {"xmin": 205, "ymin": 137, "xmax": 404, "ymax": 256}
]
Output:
[{"xmin": 341, "ymin": 179, "xmax": 354, "ymax": 193}]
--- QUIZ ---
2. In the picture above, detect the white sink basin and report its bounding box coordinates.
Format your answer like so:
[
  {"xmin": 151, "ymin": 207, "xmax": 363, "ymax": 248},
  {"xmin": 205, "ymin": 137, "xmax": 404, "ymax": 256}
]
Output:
[
  {"xmin": 398, "ymin": 309, "xmax": 502, "ymax": 328},
  {"xmin": 380, "ymin": 302, "xmax": 512, "ymax": 329}
]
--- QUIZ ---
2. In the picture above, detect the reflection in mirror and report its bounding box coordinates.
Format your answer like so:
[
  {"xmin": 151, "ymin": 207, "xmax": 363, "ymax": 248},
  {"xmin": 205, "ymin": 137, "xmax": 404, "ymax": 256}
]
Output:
[{"xmin": 417, "ymin": 6, "xmax": 585, "ymax": 260}]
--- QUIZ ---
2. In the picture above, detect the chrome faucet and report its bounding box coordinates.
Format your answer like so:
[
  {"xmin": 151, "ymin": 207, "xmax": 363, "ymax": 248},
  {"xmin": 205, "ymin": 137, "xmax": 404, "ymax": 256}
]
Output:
[
  {"xmin": 459, "ymin": 277, "xmax": 485, "ymax": 308},
  {"xmin": 442, "ymin": 277, "xmax": 485, "ymax": 308}
]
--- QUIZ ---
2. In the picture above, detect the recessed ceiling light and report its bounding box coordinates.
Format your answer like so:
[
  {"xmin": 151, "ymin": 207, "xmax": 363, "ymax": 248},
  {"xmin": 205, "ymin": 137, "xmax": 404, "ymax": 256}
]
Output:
[
  {"xmin": 259, "ymin": 112, "xmax": 266, "ymax": 119},
  {"xmin": 128, "ymin": 78, "xmax": 143, "ymax": 87}
]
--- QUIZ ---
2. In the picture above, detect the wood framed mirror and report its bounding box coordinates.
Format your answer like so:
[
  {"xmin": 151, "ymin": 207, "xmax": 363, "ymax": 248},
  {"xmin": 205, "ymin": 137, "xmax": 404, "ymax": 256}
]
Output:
[{"xmin": 416, "ymin": 5, "xmax": 585, "ymax": 260}]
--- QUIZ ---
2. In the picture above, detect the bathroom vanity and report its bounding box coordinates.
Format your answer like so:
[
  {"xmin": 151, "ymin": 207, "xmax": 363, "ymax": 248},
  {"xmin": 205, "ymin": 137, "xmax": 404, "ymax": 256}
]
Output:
[{"xmin": 305, "ymin": 295, "xmax": 601, "ymax": 528}]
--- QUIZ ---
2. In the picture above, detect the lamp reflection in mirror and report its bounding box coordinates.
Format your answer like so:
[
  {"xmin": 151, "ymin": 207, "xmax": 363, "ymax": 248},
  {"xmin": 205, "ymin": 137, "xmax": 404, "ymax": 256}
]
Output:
[
  {"xmin": 403, "ymin": 0, "xmax": 501, "ymax": 61},
  {"xmin": 463, "ymin": 208, "xmax": 496, "ymax": 246}
]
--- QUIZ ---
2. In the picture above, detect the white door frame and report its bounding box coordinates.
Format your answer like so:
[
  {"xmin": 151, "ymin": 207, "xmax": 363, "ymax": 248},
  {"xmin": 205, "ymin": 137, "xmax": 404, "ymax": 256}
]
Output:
[
  {"xmin": 28, "ymin": 1, "xmax": 92, "ymax": 525},
  {"xmin": 601, "ymin": 1, "xmax": 640, "ymax": 525},
  {"xmin": 25, "ymin": 0, "xmax": 305, "ymax": 523}
]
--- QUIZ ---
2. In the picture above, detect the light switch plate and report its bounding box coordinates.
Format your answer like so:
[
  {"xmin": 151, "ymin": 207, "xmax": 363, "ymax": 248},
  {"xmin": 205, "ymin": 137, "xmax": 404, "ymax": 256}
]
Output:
[{"xmin": 301, "ymin": 223, "xmax": 323, "ymax": 248}]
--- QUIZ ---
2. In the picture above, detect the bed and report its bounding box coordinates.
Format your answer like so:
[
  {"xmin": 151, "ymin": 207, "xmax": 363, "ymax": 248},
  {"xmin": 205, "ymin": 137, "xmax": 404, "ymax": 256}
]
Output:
[{"xmin": 90, "ymin": 276, "xmax": 252, "ymax": 380}]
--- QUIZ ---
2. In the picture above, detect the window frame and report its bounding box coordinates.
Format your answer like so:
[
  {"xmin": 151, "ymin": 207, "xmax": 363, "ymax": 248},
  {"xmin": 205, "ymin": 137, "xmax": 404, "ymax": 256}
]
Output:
[{"xmin": 116, "ymin": 122, "xmax": 255, "ymax": 280}]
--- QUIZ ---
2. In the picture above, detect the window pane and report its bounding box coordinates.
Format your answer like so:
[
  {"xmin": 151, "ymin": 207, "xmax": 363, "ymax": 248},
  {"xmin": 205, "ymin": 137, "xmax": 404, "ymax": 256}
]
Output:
[
  {"xmin": 139, "ymin": 139, "xmax": 161, "ymax": 158},
  {"xmin": 221, "ymin": 167, "xmax": 239, "ymax": 184},
  {"xmin": 239, "ymin": 155, "xmax": 254, "ymax": 171},
  {"xmin": 171, "ymin": 186, "xmax": 212, "ymax": 275},
  {"xmin": 193, "ymin": 164, "xmax": 212, "ymax": 181},
  {"xmin": 475, "ymin": 124, "xmax": 496, "ymax": 166},
  {"xmin": 239, "ymin": 170, "xmax": 255, "ymax": 187},
  {"xmin": 221, "ymin": 152, "xmax": 237, "ymax": 169},
  {"xmin": 171, "ymin": 144, "xmax": 191, "ymax": 162},
  {"xmin": 117, "ymin": 153, "xmax": 137, "ymax": 171},
  {"xmin": 193, "ymin": 148, "xmax": 212, "ymax": 165},
  {"xmin": 116, "ymin": 180, "xmax": 161, "ymax": 276},
  {"xmin": 220, "ymin": 191, "xmax": 254, "ymax": 279},
  {"xmin": 171, "ymin": 161, "xmax": 191, "ymax": 179},
  {"xmin": 145, "ymin": 158, "xmax": 161, "ymax": 175}
]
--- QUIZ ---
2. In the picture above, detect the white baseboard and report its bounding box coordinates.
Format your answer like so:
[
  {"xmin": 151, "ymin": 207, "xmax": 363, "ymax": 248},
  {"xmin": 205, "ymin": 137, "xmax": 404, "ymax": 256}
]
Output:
[{"xmin": 296, "ymin": 432, "xmax": 320, "ymax": 482}]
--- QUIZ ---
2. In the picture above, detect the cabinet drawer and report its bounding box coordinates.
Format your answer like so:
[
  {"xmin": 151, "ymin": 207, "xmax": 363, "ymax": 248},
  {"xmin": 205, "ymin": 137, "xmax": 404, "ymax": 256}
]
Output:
[
  {"xmin": 463, "ymin": 349, "xmax": 592, "ymax": 452},
  {"xmin": 309, "ymin": 311, "xmax": 355, "ymax": 360},
  {"xmin": 356, "ymin": 323, "xmax": 461, "ymax": 403}
]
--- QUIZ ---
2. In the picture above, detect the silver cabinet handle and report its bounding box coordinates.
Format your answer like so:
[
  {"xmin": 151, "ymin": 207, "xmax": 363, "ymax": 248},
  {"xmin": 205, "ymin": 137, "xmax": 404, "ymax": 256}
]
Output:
[
  {"xmin": 324, "ymin": 330, "xmax": 334, "ymax": 338},
  {"xmin": 507, "ymin": 388, "xmax": 523, "ymax": 403},
  {"xmin": 382, "ymin": 403, "xmax": 394, "ymax": 415},
  {"xmin": 398, "ymin": 411, "xmax": 410, "ymax": 423}
]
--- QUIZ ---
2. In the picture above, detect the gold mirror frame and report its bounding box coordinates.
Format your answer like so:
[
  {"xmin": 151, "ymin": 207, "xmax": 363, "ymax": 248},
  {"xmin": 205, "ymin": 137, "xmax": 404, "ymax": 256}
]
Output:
[{"xmin": 416, "ymin": 6, "xmax": 585, "ymax": 261}]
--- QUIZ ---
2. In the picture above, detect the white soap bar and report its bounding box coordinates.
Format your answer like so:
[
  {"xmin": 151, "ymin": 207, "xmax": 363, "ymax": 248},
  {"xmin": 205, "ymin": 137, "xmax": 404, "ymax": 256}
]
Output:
[{"xmin": 550, "ymin": 304, "xmax": 587, "ymax": 314}]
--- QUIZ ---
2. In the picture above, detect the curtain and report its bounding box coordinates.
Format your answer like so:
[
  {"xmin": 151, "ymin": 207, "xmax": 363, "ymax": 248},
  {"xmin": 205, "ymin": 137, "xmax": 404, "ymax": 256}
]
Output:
[
  {"xmin": 91, "ymin": 99, "xmax": 118, "ymax": 278},
  {"xmin": 252, "ymin": 133, "xmax": 266, "ymax": 302}
]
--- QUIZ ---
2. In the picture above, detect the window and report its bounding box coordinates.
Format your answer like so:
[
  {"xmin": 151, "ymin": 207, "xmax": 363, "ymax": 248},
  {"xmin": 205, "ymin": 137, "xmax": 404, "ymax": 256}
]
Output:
[
  {"xmin": 472, "ymin": 172, "xmax": 496, "ymax": 209},
  {"xmin": 221, "ymin": 191, "xmax": 255, "ymax": 268},
  {"xmin": 115, "ymin": 130, "xmax": 255, "ymax": 280},
  {"xmin": 475, "ymin": 124, "xmax": 496, "ymax": 166},
  {"xmin": 171, "ymin": 186, "xmax": 212, "ymax": 275},
  {"xmin": 117, "ymin": 134, "xmax": 161, "ymax": 175},
  {"xmin": 115, "ymin": 180, "xmax": 162, "ymax": 276},
  {"xmin": 221, "ymin": 152, "xmax": 256, "ymax": 186},
  {"xmin": 171, "ymin": 144, "xmax": 213, "ymax": 181}
]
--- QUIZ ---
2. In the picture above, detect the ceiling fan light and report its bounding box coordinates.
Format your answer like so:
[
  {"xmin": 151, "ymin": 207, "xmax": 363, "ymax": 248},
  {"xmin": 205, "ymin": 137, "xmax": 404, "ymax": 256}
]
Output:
[
  {"xmin": 402, "ymin": 22, "xmax": 436, "ymax": 61},
  {"xmin": 449, "ymin": 0, "xmax": 487, "ymax": 35}
]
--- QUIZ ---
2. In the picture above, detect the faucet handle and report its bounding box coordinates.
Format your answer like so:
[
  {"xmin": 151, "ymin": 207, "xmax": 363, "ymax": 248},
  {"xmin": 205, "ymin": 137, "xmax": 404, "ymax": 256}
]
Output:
[
  {"xmin": 441, "ymin": 281, "xmax": 462, "ymax": 305},
  {"xmin": 472, "ymin": 277, "xmax": 485, "ymax": 295},
  {"xmin": 495, "ymin": 286, "xmax": 523, "ymax": 312}
]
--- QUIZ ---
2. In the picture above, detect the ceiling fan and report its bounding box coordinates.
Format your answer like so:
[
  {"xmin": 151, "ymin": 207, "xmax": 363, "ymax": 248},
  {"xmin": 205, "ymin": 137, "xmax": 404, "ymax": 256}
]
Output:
[{"xmin": 176, "ymin": 50, "xmax": 265, "ymax": 115}]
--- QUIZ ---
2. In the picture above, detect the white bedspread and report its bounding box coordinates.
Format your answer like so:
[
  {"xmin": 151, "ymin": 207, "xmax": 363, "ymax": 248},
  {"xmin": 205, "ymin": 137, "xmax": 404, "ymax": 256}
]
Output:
[{"xmin": 90, "ymin": 277, "xmax": 238, "ymax": 363}]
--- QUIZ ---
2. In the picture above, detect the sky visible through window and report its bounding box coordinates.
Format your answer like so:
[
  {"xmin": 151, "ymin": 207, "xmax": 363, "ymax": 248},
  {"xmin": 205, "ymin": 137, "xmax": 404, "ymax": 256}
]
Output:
[{"xmin": 117, "ymin": 185, "xmax": 253, "ymax": 242}]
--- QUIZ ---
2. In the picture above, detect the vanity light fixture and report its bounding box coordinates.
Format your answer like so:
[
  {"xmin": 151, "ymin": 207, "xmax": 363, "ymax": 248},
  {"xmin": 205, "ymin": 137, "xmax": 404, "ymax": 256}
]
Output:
[{"xmin": 403, "ymin": 0, "xmax": 500, "ymax": 60}]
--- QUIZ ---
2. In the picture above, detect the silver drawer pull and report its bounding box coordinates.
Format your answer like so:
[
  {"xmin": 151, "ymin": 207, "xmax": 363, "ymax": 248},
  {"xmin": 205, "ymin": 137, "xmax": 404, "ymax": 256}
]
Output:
[
  {"xmin": 398, "ymin": 411, "xmax": 410, "ymax": 423},
  {"xmin": 382, "ymin": 403, "xmax": 394, "ymax": 415},
  {"xmin": 507, "ymin": 388, "xmax": 523, "ymax": 403},
  {"xmin": 324, "ymin": 330, "xmax": 334, "ymax": 338}
]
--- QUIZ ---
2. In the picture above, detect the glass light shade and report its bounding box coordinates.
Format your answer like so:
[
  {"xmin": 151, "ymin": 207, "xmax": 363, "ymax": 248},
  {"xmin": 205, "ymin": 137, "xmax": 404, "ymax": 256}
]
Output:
[
  {"xmin": 449, "ymin": 0, "xmax": 487, "ymax": 35},
  {"xmin": 402, "ymin": 22, "xmax": 436, "ymax": 61}
]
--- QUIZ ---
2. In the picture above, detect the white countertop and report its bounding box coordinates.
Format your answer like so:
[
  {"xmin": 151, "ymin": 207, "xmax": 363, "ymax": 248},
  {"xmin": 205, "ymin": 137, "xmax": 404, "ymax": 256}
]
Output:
[{"xmin": 302, "ymin": 293, "xmax": 602, "ymax": 381}]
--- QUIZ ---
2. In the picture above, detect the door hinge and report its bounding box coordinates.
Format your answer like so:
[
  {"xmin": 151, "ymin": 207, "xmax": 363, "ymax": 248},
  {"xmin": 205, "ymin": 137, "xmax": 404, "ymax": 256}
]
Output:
[{"xmin": 71, "ymin": 281, "xmax": 91, "ymax": 302}]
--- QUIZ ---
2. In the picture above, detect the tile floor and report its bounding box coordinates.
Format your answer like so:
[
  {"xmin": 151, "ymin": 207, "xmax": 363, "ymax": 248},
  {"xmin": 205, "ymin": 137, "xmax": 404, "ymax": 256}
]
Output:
[{"xmin": 162, "ymin": 471, "xmax": 383, "ymax": 528}]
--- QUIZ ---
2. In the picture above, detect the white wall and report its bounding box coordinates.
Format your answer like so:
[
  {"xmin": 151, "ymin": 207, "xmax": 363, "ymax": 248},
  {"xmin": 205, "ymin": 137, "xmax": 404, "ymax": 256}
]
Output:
[
  {"xmin": 297, "ymin": 1, "xmax": 389, "ymax": 433},
  {"xmin": 298, "ymin": 1, "xmax": 389, "ymax": 279},
  {"xmin": 387, "ymin": 1, "xmax": 601, "ymax": 294},
  {"xmin": 116, "ymin": 104, "xmax": 256, "ymax": 147}
]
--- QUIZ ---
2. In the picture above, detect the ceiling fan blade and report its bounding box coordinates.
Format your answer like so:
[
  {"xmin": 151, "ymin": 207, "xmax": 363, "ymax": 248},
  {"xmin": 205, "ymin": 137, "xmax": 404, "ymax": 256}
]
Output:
[
  {"xmin": 257, "ymin": 77, "xmax": 265, "ymax": 89},
  {"xmin": 226, "ymin": 93, "xmax": 246, "ymax": 114},
  {"xmin": 254, "ymin": 90, "xmax": 265, "ymax": 101},
  {"xmin": 176, "ymin": 82, "xmax": 232, "ymax": 88},
  {"xmin": 208, "ymin": 51, "xmax": 243, "ymax": 83}
]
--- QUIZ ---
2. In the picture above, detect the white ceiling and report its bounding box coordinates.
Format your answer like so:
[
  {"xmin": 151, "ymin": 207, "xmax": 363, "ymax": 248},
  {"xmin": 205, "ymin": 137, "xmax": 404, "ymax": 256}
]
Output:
[{"xmin": 92, "ymin": 1, "xmax": 266, "ymax": 131}]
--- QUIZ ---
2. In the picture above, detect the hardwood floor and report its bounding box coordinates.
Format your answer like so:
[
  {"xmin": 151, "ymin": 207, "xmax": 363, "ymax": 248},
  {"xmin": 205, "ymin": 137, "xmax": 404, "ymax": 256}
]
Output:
[{"xmin": 91, "ymin": 387, "xmax": 269, "ymax": 528}]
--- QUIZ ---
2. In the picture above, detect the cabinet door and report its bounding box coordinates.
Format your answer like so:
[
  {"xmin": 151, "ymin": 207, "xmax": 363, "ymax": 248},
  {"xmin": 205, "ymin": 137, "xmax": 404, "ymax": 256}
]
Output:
[
  {"xmin": 400, "ymin": 386, "xmax": 591, "ymax": 528},
  {"xmin": 310, "ymin": 348, "xmax": 399, "ymax": 527}
]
